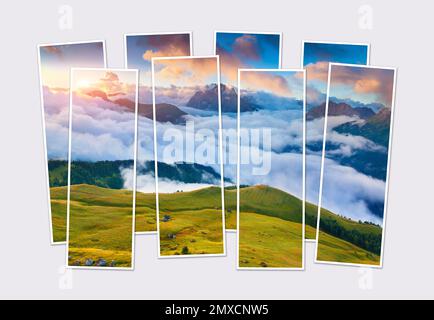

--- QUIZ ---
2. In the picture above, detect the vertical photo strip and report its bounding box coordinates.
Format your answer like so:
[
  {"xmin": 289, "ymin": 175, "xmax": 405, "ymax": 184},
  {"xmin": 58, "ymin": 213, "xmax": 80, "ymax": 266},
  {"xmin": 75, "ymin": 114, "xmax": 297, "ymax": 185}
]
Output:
[
  {"xmin": 316, "ymin": 64, "xmax": 396, "ymax": 267},
  {"xmin": 215, "ymin": 31, "xmax": 282, "ymax": 231},
  {"xmin": 124, "ymin": 32, "xmax": 192, "ymax": 234},
  {"xmin": 237, "ymin": 69, "xmax": 305, "ymax": 270},
  {"xmin": 37, "ymin": 41, "xmax": 106, "ymax": 244},
  {"xmin": 152, "ymin": 56, "xmax": 226, "ymax": 258},
  {"xmin": 66, "ymin": 68, "xmax": 138, "ymax": 269},
  {"xmin": 302, "ymin": 41, "xmax": 370, "ymax": 240}
]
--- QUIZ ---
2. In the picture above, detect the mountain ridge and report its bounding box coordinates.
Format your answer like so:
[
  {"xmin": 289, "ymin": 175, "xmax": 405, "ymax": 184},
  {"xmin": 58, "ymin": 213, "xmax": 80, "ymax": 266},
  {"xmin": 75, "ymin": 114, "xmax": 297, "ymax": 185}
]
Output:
[
  {"xmin": 306, "ymin": 101, "xmax": 375, "ymax": 121},
  {"xmin": 82, "ymin": 89, "xmax": 187, "ymax": 125},
  {"xmin": 48, "ymin": 160, "xmax": 230, "ymax": 189}
]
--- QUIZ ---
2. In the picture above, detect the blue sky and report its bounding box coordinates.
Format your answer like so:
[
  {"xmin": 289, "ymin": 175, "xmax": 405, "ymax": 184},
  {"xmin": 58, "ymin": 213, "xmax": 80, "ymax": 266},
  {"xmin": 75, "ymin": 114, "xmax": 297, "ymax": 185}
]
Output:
[
  {"xmin": 126, "ymin": 33, "xmax": 190, "ymax": 85},
  {"xmin": 303, "ymin": 42, "xmax": 368, "ymax": 66},
  {"xmin": 303, "ymin": 42, "xmax": 369, "ymax": 109},
  {"xmin": 216, "ymin": 32, "xmax": 280, "ymax": 87}
]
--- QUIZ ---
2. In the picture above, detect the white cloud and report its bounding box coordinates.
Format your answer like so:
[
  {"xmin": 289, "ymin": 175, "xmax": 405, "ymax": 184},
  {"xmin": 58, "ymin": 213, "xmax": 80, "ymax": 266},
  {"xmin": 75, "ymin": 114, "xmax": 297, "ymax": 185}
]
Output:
[
  {"xmin": 69, "ymin": 97, "xmax": 136, "ymax": 161},
  {"xmin": 121, "ymin": 167, "xmax": 214, "ymax": 194},
  {"xmin": 320, "ymin": 158, "xmax": 386, "ymax": 225},
  {"xmin": 239, "ymin": 150, "xmax": 304, "ymax": 199},
  {"xmin": 45, "ymin": 119, "xmax": 69, "ymax": 160},
  {"xmin": 43, "ymin": 89, "xmax": 70, "ymax": 160}
]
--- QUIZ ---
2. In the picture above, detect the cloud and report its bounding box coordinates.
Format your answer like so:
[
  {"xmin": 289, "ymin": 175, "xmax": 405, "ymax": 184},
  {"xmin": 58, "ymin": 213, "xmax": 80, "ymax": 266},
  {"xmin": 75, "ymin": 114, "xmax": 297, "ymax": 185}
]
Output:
[
  {"xmin": 41, "ymin": 45, "xmax": 63, "ymax": 57},
  {"xmin": 96, "ymin": 71, "xmax": 134, "ymax": 96},
  {"xmin": 45, "ymin": 117, "xmax": 69, "ymax": 160},
  {"xmin": 42, "ymin": 87, "xmax": 70, "ymax": 160},
  {"xmin": 320, "ymin": 157, "xmax": 386, "ymax": 225},
  {"xmin": 101, "ymin": 71, "xmax": 118, "ymax": 81},
  {"xmin": 306, "ymin": 115, "xmax": 386, "ymax": 155},
  {"xmin": 330, "ymin": 65, "xmax": 395, "ymax": 106},
  {"xmin": 138, "ymin": 85, "xmax": 153, "ymax": 104},
  {"xmin": 233, "ymin": 35, "xmax": 260, "ymax": 60},
  {"xmin": 326, "ymin": 130, "xmax": 386, "ymax": 157},
  {"xmin": 305, "ymin": 153, "xmax": 385, "ymax": 225},
  {"xmin": 240, "ymin": 71, "xmax": 295, "ymax": 98},
  {"xmin": 136, "ymin": 115, "xmax": 156, "ymax": 162},
  {"xmin": 217, "ymin": 46, "xmax": 243, "ymax": 85},
  {"xmin": 71, "ymin": 131, "xmax": 134, "ymax": 162},
  {"xmin": 216, "ymin": 34, "xmax": 266, "ymax": 85},
  {"xmin": 239, "ymin": 149, "xmax": 304, "ymax": 199},
  {"xmin": 153, "ymin": 57, "xmax": 218, "ymax": 87},
  {"xmin": 122, "ymin": 168, "xmax": 214, "ymax": 194},
  {"xmin": 235, "ymin": 107, "xmax": 305, "ymax": 197},
  {"xmin": 306, "ymin": 85, "xmax": 326, "ymax": 108},
  {"xmin": 304, "ymin": 114, "xmax": 388, "ymax": 224},
  {"xmin": 142, "ymin": 47, "xmax": 188, "ymax": 62},
  {"xmin": 135, "ymin": 34, "xmax": 190, "ymax": 62},
  {"xmin": 153, "ymin": 112, "xmax": 220, "ymax": 166},
  {"xmin": 354, "ymin": 78, "xmax": 381, "ymax": 93},
  {"xmin": 73, "ymin": 71, "xmax": 136, "ymax": 102},
  {"xmin": 42, "ymin": 86, "xmax": 69, "ymax": 115},
  {"xmin": 154, "ymin": 85, "xmax": 201, "ymax": 105},
  {"xmin": 238, "ymin": 109, "xmax": 303, "ymax": 152},
  {"xmin": 305, "ymin": 61, "xmax": 329, "ymax": 83},
  {"xmin": 68, "ymin": 90, "xmax": 137, "ymax": 161}
]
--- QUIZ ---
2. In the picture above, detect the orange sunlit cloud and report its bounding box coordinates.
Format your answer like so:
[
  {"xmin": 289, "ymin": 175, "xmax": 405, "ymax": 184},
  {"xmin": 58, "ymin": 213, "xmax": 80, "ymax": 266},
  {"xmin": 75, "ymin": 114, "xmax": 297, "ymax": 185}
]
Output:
[
  {"xmin": 233, "ymin": 35, "xmax": 260, "ymax": 60},
  {"xmin": 142, "ymin": 46, "xmax": 188, "ymax": 62},
  {"xmin": 331, "ymin": 65, "xmax": 395, "ymax": 106},
  {"xmin": 153, "ymin": 57, "xmax": 218, "ymax": 87},
  {"xmin": 240, "ymin": 71, "xmax": 302, "ymax": 98},
  {"xmin": 354, "ymin": 78, "xmax": 381, "ymax": 94},
  {"xmin": 73, "ymin": 70, "xmax": 136, "ymax": 98},
  {"xmin": 305, "ymin": 61, "xmax": 329, "ymax": 83}
]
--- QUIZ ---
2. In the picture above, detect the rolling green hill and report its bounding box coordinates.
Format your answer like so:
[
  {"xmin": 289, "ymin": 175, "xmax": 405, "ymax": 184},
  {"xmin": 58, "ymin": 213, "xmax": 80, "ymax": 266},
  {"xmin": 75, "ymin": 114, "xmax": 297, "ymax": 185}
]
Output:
[
  {"xmin": 47, "ymin": 159, "xmax": 228, "ymax": 235},
  {"xmin": 51, "ymin": 183, "xmax": 381, "ymax": 265},
  {"xmin": 224, "ymin": 185, "xmax": 318, "ymax": 237},
  {"xmin": 235, "ymin": 185, "xmax": 381, "ymax": 266},
  {"xmin": 318, "ymin": 207, "xmax": 382, "ymax": 257},
  {"xmin": 157, "ymin": 186, "xmax": 225, "ymax": 256},
  {"xmin": 236, "ymin": 185, "xmax": 304, "ymax": 268},
  {"xmin": 63, "ymin": 184, "xmax": 135, "ymax": 268},
  {"xmin": 224, "ymin": 185, "xmax": 304, "ymax": 229}
]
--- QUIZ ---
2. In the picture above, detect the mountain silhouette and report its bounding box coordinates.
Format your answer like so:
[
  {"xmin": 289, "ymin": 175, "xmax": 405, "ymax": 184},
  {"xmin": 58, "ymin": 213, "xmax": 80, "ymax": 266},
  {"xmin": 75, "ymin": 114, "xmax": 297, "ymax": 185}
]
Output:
[{"xmin": 306, "ymin": 101, "xmax": 375, "ymax": 121}]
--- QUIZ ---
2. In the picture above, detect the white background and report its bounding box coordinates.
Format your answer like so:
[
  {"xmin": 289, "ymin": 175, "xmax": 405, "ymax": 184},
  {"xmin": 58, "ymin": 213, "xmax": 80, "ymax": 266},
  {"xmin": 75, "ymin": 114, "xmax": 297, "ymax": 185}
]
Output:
[{"xmin": 0, "ymin": 0, "xmax": 433, "ymax": 299}]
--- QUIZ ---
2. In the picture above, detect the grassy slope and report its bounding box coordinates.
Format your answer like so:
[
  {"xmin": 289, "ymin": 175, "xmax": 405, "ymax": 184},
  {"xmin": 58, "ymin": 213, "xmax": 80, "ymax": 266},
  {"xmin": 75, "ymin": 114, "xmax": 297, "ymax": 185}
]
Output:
[
  {"xmin": 239, "ymin": 212, "xmax": 304, "ymax": 268},
  {"xmin": 316, "ymin": 208, "xmax": 381, "ymax": 265},
  {"xmin": 158, "ymin": 187, "xmax": 224, "ymax": 256},
  {"xmin": 226, "ymin": 185, "xmax": 317, "ymax": 237},
  {"xmin": 236, "ymin": 185, "xmax": 303, "ymax": 268},
  {"xmin": 316, "ymin": 231, "xmax": 380, "ymax": 265},
  {"xmin": 51, "ymin": 183, "xmax": 381, "ymax": 265},
  {"xmin": 234, "ymin": 185, "xmax": 381, "ymax": 266},
  {"xmin": 52, "ymin": 184, "xmax": 134, "ymax": 267},
  {"xmin": 305, "ymin": 202, "xmax": 319, "ymax": 240},
  {"xmin": 50, "ymin": 187, "xmax": 68, "ymax": 242}
]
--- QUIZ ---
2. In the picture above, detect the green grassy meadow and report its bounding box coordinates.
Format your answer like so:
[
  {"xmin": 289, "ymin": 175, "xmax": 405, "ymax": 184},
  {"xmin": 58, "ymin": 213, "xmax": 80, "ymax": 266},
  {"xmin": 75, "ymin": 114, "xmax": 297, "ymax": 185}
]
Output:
[
  {"xmin": 157, "ymin": 187, "xmax": 225, "ymax": 256},
  {"xmin": 237, "ymin": 185, "xmax": 304, "ymax": 268},
  {"xmin": 239, "ymin": 212, "xmax": 307, "ymax": 268},
  {"xmin": 52, "ymin": 184, "xmax": 135, "ymax": 268},
  {"xmin": 50, "ymin": 187, "xmax": 68, "ymax": 242},
  {"xmin": 50, "ymin": 182, "xmax": 382, "ymax": 266},
  {"xmin": 316, "ymin": 231, "xmax": 380, "ymax": 265},
  {"xmin": 236, "ymin": 185, "xmax": 381, "ymax": 267},
  {"xmin": 316, "ymin": 207, "xmax": 382, "ymax": 265}
]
